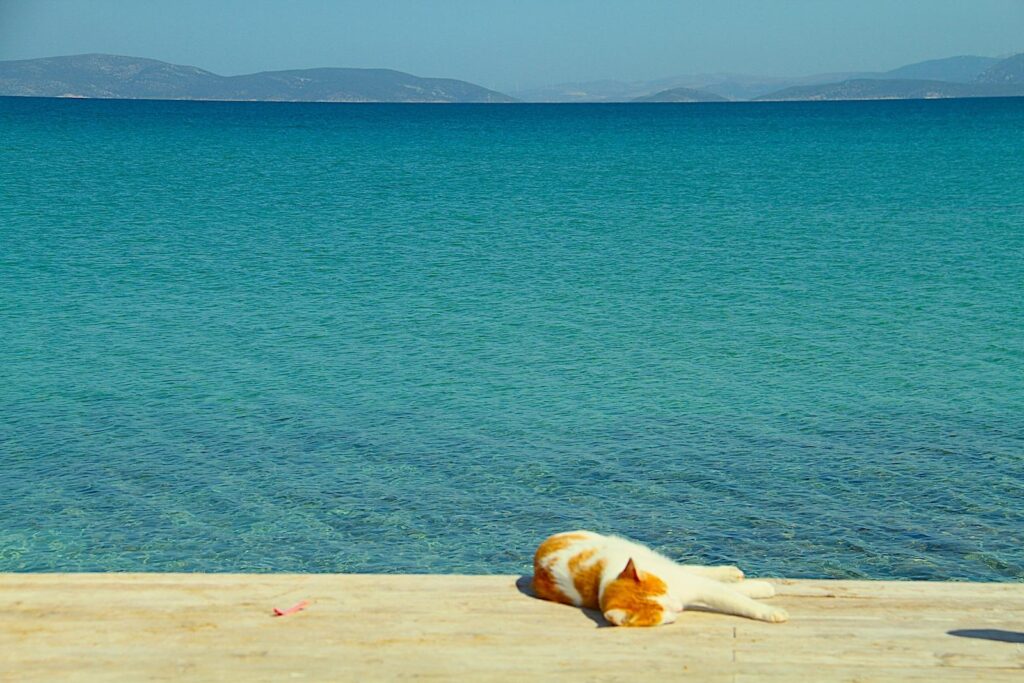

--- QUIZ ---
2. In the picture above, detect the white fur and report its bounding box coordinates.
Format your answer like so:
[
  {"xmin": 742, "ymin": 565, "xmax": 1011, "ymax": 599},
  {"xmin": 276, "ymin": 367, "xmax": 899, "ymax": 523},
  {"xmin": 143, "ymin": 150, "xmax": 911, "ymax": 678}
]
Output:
[{"xmin": 537, "ymin": 530, "xmax": 788, "ymax": 624}]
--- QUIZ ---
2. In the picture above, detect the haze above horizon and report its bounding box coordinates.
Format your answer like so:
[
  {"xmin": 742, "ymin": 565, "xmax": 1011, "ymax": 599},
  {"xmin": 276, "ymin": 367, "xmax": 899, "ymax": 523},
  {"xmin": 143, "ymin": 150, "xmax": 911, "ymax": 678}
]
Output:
[{"xmin": 1, "ymin": 0, "xmax": 1022, "ymax": 92}]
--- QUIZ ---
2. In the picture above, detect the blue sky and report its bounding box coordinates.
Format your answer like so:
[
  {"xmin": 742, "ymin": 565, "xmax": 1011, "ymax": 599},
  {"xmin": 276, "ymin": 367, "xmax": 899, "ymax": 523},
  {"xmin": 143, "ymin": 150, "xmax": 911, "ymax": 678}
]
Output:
[{"xmin": 1, "ymin": 0, "xmax": 1022, "ymax": 91}]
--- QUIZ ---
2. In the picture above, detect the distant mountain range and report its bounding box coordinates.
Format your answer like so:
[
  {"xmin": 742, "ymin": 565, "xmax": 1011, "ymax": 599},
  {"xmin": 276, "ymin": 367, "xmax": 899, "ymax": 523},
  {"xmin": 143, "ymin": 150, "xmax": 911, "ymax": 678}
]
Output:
[
  {"xmin": 519, "ymin": 54, "xmax": 1023, "ymax": 103},
  {"xmin": 0, "ymin": 54, "xmax": 515, "ymax": 103},
  {"xmin": 754, "ymin": 54, "xmax": 1024, "ymax": 101},
  {"xmin": 2, "ymin": 52, "xmax": 1023, "ymax": 104}
]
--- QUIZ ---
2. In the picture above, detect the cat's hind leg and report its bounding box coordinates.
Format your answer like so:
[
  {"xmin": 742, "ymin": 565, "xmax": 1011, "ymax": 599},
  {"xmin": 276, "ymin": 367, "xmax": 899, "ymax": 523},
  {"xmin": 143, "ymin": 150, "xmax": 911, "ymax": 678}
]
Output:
[
  {"xmin": 689, "ymin": 578, "xmax": 788, "ymax": 623},
  {"xmin": 729, "ymin": 579, "xmax": 776, "ymax": 599}
]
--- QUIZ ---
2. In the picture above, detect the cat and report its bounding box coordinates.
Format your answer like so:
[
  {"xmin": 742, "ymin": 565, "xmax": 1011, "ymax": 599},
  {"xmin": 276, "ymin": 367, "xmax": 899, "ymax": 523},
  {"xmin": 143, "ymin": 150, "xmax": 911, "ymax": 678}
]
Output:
[{"xmin": 532, "ymin": 530, "xmax": 788, "ymax": 627}]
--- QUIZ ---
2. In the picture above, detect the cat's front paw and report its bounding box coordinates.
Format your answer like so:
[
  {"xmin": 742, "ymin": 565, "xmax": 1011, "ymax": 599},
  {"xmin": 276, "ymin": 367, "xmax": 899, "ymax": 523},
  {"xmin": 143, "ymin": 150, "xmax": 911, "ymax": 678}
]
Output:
[
  {"xmin": 761, "ymin": 607, "xmax": 789, "ymax": 623},
  {"xmin": 717, "ymin": 566, "xmax": 744, "ymax": 582}
]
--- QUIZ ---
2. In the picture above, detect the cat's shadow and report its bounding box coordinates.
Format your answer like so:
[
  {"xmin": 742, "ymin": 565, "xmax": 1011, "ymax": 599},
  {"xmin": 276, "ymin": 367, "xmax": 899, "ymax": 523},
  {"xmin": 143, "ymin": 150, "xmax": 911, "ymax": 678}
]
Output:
[{"xmin": 515, "ymin": 574, "xmax": 613, "ymax": 628}]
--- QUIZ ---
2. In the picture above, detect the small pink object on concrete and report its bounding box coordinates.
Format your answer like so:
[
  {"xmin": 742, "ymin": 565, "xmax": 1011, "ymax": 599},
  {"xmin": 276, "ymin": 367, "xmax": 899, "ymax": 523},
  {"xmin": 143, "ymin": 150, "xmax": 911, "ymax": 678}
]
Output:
[{"xmin": 273, "ymin": 600, "xmax": 309, "ymax": 617}]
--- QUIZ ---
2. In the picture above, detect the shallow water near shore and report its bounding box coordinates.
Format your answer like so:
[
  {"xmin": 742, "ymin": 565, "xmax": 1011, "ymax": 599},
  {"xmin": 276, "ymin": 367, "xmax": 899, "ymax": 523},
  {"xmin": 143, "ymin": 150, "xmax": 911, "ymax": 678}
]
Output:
[{"xmin": 1, "ymin": 97, "xmax": 1022, "ymax": 579}]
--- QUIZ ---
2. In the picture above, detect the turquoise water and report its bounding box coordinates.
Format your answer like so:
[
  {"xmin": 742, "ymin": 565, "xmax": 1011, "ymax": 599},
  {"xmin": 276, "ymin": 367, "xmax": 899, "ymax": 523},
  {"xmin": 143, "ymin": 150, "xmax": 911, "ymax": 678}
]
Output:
[{"xmin": 1, "ymin": 97, "xmax": 1022, "ymax": 579}]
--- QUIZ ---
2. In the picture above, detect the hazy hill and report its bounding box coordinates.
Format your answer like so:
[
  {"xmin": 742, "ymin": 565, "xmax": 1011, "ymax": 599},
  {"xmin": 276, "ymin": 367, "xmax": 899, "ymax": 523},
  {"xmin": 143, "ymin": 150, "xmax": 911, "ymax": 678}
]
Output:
[
  {"xmin": 515, "ymin": 73, "xmax": 842, "ymax": 102},
  {"xmin": 519, "ymin": 54, "xmax": 1010, "ymax": 102},
  {"xmin": 977, "ymin": 53, "xmax": 1024, "ymax": 85},
  {"xmin": 516, "ymin": 79, "xmax": 667, "ymax": 103},
  {"xmin": 757, "ymin": 77, "xmax": 1024, "ymax": 101},
  {"xmin": 632, "ymin": 87, "xmax": 729, "ymax": 103},
  {"xmin": 0, "ymin": 54, "xmax": 516, "ymax": 103},
  {"xmin": 695, "ymin": 72, "xmax": 872, "ymax": 100},
  {"xmin": 757, "ymin": 53, "xmax": 1024, "ymax": 101},
  {"xmin": 695, "ymin": 56, "xmax": 996, "ymax": 99},
  {"xmin": 883, "ymin": 55, "xmax": 998, "ymax": 82},
  {"xmin": 755, "ymin": 79, "xmax": 1005, "ymax": 101}
]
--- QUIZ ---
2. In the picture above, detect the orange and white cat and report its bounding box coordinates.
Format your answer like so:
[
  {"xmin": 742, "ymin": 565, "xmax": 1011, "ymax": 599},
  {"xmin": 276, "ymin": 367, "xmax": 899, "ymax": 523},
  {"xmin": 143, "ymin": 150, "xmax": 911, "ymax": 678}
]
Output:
[{"xmin": 532, "ymin": 530, "xmax": 788, "ymax": 627}]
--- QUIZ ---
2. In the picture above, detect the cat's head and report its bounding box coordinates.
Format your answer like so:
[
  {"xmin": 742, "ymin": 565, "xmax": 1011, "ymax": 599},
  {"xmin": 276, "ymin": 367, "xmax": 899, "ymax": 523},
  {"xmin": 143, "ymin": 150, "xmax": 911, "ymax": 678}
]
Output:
[{"xmin": 601, "ymin": 558, "xmax": 677, "ymax": 627}]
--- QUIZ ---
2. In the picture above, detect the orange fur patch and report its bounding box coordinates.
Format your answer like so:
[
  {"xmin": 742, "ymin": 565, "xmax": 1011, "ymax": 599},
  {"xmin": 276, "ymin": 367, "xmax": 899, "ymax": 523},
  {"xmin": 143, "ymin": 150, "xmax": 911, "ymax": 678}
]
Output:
[
  {"xmin": 532, "ymin": 563, "xmax": 573, "ymax": 605},
  {"xmin": 569, "ymin": 548, "xmax": 605, "ymax": 609},
  {"xmin": 532, "ymin": 532, "xmax": 588, "ymax": 605},
  {"xmin": 535, "ymin": 532, "xmax": 587, "ymax": 558},
  {"xmin": 600, "ymin": 570, "xmax": 669, "ymax": 627}
]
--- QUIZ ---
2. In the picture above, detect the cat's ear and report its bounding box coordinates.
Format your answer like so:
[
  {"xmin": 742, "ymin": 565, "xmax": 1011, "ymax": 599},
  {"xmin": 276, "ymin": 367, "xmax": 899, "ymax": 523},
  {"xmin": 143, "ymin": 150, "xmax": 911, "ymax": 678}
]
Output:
[{"xmin": 619, "ymin": 558, "xmax": 641, "ymax": 583}]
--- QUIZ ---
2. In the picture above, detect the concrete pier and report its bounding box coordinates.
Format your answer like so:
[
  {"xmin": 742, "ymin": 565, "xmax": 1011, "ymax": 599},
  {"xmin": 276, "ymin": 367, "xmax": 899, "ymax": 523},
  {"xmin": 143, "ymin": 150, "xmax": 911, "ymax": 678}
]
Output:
[{"xmin": 1, "ymin": 574, "xmax": 1022, "ymax": 681}]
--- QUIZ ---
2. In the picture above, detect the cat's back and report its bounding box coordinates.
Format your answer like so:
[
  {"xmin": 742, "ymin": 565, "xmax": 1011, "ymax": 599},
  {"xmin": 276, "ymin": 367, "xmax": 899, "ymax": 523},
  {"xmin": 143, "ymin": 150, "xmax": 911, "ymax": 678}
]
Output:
[{"xmin": 532, "ymin": 530, "xmax": 613, "ymax": 609}]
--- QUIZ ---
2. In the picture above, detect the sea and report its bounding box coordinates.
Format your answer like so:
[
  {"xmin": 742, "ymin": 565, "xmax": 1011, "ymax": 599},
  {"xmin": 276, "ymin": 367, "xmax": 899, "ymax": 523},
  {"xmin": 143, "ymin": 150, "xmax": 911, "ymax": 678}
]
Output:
[{"xmin": 1, "ymin": 96, "xmax": 1021, "ymax": 580}]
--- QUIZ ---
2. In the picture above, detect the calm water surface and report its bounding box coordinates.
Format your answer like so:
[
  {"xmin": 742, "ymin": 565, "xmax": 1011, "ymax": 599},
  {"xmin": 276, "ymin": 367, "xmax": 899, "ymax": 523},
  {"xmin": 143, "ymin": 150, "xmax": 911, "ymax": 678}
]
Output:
[{"xmin": 1, "ymin": 97, "xmax": 1022, "ymax": 579}]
